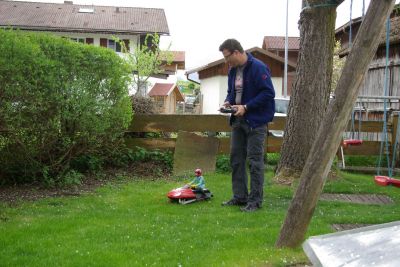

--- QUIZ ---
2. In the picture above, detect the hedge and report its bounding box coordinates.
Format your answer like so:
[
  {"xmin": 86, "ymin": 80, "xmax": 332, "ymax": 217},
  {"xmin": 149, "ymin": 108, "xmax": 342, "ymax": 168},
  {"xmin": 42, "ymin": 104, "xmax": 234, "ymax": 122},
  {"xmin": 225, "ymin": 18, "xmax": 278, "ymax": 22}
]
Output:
[{"xmin": 0, "ymin": 29, "xmax": 133, "ymax": 185}]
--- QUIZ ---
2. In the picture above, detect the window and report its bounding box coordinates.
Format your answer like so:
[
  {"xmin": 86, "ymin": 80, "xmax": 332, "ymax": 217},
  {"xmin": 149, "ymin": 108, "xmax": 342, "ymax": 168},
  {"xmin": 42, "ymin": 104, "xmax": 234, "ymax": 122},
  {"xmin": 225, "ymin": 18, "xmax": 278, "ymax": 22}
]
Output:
[
  {"xmin": 71, "ymin": 37, "xmax": 85, "ymax": 44},
  {"xmin": 139, "ymin": 34, "xmax": 156, "ymax": 51},
  {"xmin": 108, "ymin": 39, "xmax": 122, "ymax": 52},
  {"xmin": 78, "ymin": 8, "xmax": 94, "ymax": 13}
]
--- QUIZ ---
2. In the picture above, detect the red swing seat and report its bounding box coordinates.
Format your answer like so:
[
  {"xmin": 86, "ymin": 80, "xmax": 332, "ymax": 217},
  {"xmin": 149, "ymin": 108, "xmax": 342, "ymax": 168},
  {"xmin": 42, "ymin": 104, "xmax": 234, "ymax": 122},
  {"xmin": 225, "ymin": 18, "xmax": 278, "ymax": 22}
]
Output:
[
  {"xmin": 342, "ymin": 139, "xmax": 363, "ymax": 147},
  {"xmin": 374, "ymin": 175, "xmax": 400, "ymax": 188}
]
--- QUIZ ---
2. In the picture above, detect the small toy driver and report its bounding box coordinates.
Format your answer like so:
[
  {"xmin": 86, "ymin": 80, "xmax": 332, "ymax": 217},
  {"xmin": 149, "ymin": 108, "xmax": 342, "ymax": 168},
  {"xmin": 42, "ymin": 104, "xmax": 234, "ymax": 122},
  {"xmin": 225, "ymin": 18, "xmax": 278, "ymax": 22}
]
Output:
[{"xmin": 185, "ymin": 169, "xmax": 205, "ymax": 190}]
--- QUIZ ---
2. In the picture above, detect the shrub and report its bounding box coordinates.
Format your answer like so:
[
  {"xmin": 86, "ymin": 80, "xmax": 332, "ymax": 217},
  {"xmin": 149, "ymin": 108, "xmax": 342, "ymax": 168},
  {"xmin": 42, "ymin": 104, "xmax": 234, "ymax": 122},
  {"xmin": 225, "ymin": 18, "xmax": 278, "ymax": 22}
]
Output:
[
  {"xmin": 216, "ymin": 155, "xmax": 231, "ymax": 173},
  {"xmin": 131, "ymin": 95, "xmax": 157, "ymax": 114},
  {"xmin": 0, "ymin": 29, "xmax": 132, "ymax": 185},
  {"xmin": 132, "ymin": 147, "xmax": 173, "ymax": 170}
]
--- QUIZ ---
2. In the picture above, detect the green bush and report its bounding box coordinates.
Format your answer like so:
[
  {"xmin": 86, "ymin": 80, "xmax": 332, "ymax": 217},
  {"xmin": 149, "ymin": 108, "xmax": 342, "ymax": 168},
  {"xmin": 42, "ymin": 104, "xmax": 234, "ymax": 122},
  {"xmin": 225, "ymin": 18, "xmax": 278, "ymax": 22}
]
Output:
[
  {"xmin": 267, "ymin": 153, "xmax": 280, "ymax": 166},
  {"xmin": 132, "ymin": 147, "xmax": 173, "ymax": 170},
  {"xmin": 0, "ymin": 29, "xmax": 132, "ymax": 185},
  {"xmin": 216, "ymin": 154, "xmax": 231, "ymax": 173}
]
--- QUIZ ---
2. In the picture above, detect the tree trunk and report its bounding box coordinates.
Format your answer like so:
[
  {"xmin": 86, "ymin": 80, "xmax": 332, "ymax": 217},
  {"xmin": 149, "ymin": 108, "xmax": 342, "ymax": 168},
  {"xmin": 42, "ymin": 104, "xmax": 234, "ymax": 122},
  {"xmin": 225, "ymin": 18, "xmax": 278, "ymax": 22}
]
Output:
[
  {"xmin": 275, "ymin": 0, "xmax": 337, "ymax": 184},
  {"xmin": 135, "ymin": 79, "xmax": 147, "ymax": 97},
  {"xmin": 275, "ymin": 0, "xmax": 396, "ymax": 248}
]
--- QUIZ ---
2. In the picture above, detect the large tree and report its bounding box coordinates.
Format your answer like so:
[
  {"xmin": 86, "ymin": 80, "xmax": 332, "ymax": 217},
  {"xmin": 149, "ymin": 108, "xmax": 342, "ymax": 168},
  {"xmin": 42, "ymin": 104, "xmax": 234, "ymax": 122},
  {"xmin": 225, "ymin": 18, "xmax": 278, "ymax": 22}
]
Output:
[
  {"xmin": 276, "ymin": 0, "xmax": 396, "ymax": 248},
  {"xmin": 274, "ymin": 0, "xmax": 340, "ymax": 184}
]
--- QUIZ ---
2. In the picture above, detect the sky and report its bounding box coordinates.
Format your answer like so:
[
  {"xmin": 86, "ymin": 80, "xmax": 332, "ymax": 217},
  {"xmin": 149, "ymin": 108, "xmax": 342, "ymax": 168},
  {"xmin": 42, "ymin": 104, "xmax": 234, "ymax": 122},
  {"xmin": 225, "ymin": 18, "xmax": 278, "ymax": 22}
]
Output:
[{"xmin": 14, "ymin": 0, "xmax": 400, "ymax": 71}]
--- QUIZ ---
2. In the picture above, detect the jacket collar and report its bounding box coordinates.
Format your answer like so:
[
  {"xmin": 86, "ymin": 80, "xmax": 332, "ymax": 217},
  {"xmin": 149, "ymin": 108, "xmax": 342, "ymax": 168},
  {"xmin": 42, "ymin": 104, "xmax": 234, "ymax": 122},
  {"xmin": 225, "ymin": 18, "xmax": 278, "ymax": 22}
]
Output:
[
  {"xmin": 233, "ymin": 52, "xmax": 253, "ymax": 71},
  {"xmin": 245, "ymin": 52, "xmax": 254, "ymax": 65}
]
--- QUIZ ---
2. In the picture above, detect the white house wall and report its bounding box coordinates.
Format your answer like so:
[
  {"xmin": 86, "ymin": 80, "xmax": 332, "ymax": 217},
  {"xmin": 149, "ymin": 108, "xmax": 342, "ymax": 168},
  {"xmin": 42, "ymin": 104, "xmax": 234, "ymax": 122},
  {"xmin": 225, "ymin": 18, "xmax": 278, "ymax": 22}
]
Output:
[
  {"xmin": 201, "ymin": 76, "xmax": 228, "ymax": 114},
  {"xmin": 201, "ymin": 75, "xmax": 283, "ymax": 114},
  {"xmin": 271, "ymin": 77, "xmax": 283, "ymax": 98}
]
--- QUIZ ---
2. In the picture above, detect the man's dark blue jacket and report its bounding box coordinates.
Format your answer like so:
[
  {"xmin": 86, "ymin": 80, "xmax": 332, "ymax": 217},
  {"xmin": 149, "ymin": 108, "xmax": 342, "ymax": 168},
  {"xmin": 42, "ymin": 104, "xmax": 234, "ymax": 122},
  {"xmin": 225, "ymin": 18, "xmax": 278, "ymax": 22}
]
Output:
[{"xmin": 225, "ymin": 53, "xmax": 275, "ymax": 128}]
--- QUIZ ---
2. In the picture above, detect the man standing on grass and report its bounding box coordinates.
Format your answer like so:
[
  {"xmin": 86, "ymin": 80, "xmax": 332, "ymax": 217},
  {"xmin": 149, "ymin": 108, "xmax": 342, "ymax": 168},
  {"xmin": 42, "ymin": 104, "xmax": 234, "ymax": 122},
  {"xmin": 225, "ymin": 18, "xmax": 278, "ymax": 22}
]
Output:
[{"xmin": 219, "ymin": 39, "xmax": 275, "ymax": 212}]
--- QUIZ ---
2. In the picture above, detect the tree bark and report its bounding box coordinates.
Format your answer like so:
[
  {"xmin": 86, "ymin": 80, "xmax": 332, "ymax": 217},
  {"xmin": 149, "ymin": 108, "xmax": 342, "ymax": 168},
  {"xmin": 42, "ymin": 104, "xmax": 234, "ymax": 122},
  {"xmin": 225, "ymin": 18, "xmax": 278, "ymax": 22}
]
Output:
[
  {"xmin": 275, "ymin": 0, "xmax": 337, "ymax": 183},
  {"xmin": 275, "ymin": 0, "xmax": 396, "ymax": 248}
]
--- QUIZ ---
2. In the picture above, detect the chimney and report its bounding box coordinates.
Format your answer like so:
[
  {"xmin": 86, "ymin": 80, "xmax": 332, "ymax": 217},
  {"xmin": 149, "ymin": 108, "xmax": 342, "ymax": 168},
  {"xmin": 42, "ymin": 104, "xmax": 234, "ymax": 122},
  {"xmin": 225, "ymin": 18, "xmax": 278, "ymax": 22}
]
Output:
[{"xmin": 64, "ymin": 1, "xmax": 73, "ymax": 4}]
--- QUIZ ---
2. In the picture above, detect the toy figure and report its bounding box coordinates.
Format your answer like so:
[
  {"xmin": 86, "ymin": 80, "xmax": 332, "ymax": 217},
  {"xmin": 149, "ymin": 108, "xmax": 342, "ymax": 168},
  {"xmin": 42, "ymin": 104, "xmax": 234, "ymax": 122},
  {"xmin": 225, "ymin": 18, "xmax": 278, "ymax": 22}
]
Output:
[{"xmin": 184, "ymin": 168, "xmax": 205, "ymax": 190}]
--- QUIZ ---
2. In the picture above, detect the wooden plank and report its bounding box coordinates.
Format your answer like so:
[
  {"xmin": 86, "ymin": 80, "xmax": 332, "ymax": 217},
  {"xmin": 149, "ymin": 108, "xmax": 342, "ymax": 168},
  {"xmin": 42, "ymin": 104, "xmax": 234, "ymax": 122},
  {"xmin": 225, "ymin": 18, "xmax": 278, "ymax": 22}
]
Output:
[
  {"xmin": 345, "ymin": 120, "xmax": 385, "ymax": 133},
  {"xmin": 341, "ymin": 141, "xmax": 382, "ymax": 155},
  {"xmin": 128, "ymin": 114, "xmax": 286, "ymax": 132},
  {"xmin": 128, "ymin": 115, "xmax": 383, "ymax": 133},
  {"xmin": 339, "ymin": 166, "xmax": 400, "ymax": 174},
  {"xmin": 126, "ymin": 115, "xmax": 385, "ymax": 157},
  {"xmin": 125, "ymin": 136, "xmax": 283, "ymax": 154},
  {"xmin": 125, "ymin": 137, "xmax": 176, "ymax": 151},
  {"xmin": 129, "ymin": 114, "xmax": 231, "ymax": 132},
  {"xmin": 268, "ymin": 116, "xmax": 286, "ymax": 131},
  {"xmin": 173, "ymin": 131, "xmax": 219, "ymax": 175},
  {"xmin": 218, "ymin": 136, "xmax": 282, "ymax": 153}
]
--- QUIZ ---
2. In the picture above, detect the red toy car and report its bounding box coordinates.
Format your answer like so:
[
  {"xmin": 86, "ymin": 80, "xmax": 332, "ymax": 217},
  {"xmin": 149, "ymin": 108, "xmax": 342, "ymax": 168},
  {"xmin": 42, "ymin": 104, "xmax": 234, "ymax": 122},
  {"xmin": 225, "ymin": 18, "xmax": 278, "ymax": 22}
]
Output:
[{"xmin": 167, "ymin": 186, "xmax": 213, "ymax": 205}]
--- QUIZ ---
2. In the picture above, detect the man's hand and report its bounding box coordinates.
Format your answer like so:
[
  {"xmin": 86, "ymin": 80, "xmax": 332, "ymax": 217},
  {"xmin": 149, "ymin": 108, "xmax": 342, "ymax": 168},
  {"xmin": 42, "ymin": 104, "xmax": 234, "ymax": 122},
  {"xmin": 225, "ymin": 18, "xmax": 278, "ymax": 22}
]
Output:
[
  {"xmin": 232, "ymin": 105, "xmax": 246, "ymax": 116},
  {"xmin": 223, "ymin": 101, "xmax": 231, "ymax": 108}
]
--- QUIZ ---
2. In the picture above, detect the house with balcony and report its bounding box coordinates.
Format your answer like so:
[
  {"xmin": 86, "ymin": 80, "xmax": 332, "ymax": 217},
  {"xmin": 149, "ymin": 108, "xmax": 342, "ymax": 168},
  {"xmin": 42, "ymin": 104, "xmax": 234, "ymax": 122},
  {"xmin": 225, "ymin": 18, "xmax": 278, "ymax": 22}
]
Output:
[{"xmin": 0, "ymin": 0, "xmax": 185, "ymax": 79}]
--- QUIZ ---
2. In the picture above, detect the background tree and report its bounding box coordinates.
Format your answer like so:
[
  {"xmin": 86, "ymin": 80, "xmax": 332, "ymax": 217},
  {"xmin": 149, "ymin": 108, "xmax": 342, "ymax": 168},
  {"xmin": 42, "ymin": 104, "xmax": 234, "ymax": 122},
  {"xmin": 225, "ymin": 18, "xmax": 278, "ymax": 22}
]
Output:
[
  {"xmin": 331, "ymin": 40, "xmax": 346, "ymax": 91},
  {"xmin": 276, "ymin": 0, "xmax": 396, "ymax": 248},
  {"xmin": 274, "ymin": 0, "xmax": 341, "ymax": 184},
  {"xmin": 119, "ymin": 34, "xmax": 173, "ymax": 97}
]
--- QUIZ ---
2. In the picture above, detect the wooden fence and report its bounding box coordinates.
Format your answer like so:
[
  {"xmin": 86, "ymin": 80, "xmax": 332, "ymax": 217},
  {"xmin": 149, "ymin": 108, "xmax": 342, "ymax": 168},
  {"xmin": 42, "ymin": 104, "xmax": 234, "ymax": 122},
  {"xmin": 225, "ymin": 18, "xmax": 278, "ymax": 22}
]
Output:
[{"xmin": 125, "ymin": 114, "xmax": 400, "ymax": 158}]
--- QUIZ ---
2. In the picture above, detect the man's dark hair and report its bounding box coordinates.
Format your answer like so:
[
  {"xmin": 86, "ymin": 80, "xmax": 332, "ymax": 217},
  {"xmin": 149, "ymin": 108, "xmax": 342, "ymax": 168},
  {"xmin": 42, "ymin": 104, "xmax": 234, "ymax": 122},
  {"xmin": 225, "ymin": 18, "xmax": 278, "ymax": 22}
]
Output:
[{"xmin": 219, "ymin": 39, "xmax": 244, "ymax": 53}]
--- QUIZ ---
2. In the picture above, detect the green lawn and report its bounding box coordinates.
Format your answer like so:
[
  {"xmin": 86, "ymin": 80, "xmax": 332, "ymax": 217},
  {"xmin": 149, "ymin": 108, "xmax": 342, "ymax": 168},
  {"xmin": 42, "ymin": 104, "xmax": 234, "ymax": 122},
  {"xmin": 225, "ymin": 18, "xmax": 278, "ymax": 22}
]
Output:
[{"xmin": 1, "ymin": 171, "xmax": 400, "ymax": 266}]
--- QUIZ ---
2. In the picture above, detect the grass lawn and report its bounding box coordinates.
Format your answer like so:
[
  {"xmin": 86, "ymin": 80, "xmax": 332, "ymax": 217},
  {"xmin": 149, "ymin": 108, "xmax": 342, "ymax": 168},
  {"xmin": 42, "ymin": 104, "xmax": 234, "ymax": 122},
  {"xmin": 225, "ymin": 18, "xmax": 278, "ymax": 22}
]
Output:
[{"xmin": 1, "ymin": 171, "xmax": 400, "ymax": 266}]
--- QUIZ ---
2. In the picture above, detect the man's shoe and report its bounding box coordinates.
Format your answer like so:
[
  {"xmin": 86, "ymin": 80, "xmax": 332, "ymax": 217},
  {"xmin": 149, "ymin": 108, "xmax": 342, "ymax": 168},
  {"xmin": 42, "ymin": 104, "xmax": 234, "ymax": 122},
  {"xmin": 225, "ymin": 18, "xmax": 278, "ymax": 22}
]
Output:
[
  {"xmin": 221, "ymin": 198, "xmax": 247, "ymax": 206},
  {"xmin": 240, "ymin": 203, "xmax": 260, "ymax": 212}
]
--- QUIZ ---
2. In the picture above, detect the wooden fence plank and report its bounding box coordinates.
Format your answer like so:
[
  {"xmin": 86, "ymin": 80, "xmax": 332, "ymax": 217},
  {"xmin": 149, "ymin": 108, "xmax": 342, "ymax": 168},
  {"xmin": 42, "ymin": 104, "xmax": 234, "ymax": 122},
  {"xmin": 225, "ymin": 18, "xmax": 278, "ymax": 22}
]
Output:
[
  {"xmin": 129, "ymin": 115, "xmax": 231, "ymax": 132},
  {"xmin": 125, "ymin": 136, "xmax": 380, "ymax": 155},
  {"xmin": 125, "ymin": 138, "xmax": 176, "ymax": 151},
  {"xmin": 129, "ymin": 115, "xmax": 383, "ymax": 133},
  {"xmin": 345, "ymin": 120, "xmax": 385, "ymax": 133},
  {"xmin": 342, "ymin": 141, "xmax": 381, "ymax": 155},
  {"xmin": 126, "ymin": 136, "xmax": 283, "ymax": 154},
  {"xmin": 128, "ymin": 114, "xmax": 286, "ymax": 132},
  {"xmin": 125, "ymin": 115, "xmax": 389, "ymax": 157}
]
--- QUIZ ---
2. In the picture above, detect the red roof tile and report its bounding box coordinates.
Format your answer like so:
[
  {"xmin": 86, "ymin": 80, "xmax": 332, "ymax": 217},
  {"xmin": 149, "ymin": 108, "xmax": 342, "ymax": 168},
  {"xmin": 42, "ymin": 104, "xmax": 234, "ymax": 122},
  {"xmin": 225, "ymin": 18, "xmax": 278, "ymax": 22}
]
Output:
[
  {"xmin": 148, "ymin": 83, "xmax": 184, "ymax": 101},
  {"xmin": 148, "ymin": 83, "xmax": 174, "ymax": 96},
  {"xmin": 263, "ymin": 36, "xmax": 300, "ymax": 50},
  {"xmin": 0, "ymin": 0, "xmax": 169, "ymax": 34}
]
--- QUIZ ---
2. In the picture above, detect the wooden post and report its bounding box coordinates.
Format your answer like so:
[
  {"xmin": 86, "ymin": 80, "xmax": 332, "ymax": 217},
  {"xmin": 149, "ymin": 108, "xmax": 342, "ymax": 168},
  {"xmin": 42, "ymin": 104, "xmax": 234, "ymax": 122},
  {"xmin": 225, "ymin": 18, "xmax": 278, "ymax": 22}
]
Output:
[
  {"xmin": 391, "ymin": 111, "xmax": 400, "ymax": 167},
  {"xmin": 275, "ymin": 0, "xmax": 396, "ymax": 248}
]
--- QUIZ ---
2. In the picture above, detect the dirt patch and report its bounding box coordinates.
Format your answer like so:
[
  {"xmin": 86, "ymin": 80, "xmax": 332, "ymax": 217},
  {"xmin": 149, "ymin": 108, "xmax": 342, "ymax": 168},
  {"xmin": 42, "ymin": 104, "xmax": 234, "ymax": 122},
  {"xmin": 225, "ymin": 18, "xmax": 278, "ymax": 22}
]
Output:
[{"xmin": 0, "ymin": 161, "xmax": 172, "ymax": 206}]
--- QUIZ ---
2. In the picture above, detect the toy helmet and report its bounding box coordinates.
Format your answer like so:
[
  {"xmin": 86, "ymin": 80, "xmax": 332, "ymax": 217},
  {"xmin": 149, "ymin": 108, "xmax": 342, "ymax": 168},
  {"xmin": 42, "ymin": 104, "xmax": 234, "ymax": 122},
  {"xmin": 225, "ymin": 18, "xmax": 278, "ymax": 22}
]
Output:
[{"xmin": 195, "ymin": 168, "xmax": 202, "ymax": 175}]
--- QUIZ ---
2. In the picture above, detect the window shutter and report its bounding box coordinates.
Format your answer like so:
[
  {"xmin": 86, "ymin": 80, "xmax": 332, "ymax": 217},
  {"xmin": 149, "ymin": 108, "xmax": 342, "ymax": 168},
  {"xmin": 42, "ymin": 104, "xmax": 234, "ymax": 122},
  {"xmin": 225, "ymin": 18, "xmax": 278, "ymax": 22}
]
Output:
[
  {"xmin": 86, "ymin": 38, "xmax": 94, "ymax": 45},
  {"xmin": 123, "ymin": 39, "xmax": 130, "ymax": 51},
  {"xmin": 100, "ymin": 38, "xmax": 108, "ymax": 47}
]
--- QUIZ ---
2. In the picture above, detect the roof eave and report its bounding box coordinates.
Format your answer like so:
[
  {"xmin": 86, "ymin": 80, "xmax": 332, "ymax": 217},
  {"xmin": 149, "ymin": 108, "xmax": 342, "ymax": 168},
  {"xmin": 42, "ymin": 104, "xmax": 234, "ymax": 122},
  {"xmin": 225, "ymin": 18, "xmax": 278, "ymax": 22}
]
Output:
[
  {"xmin": 0, "ymin": 25, "xmax": 170, "ymax": 35},
  {"xmin": 186, "ymin": 47, "xmax": 296, "ymax": 75}
]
